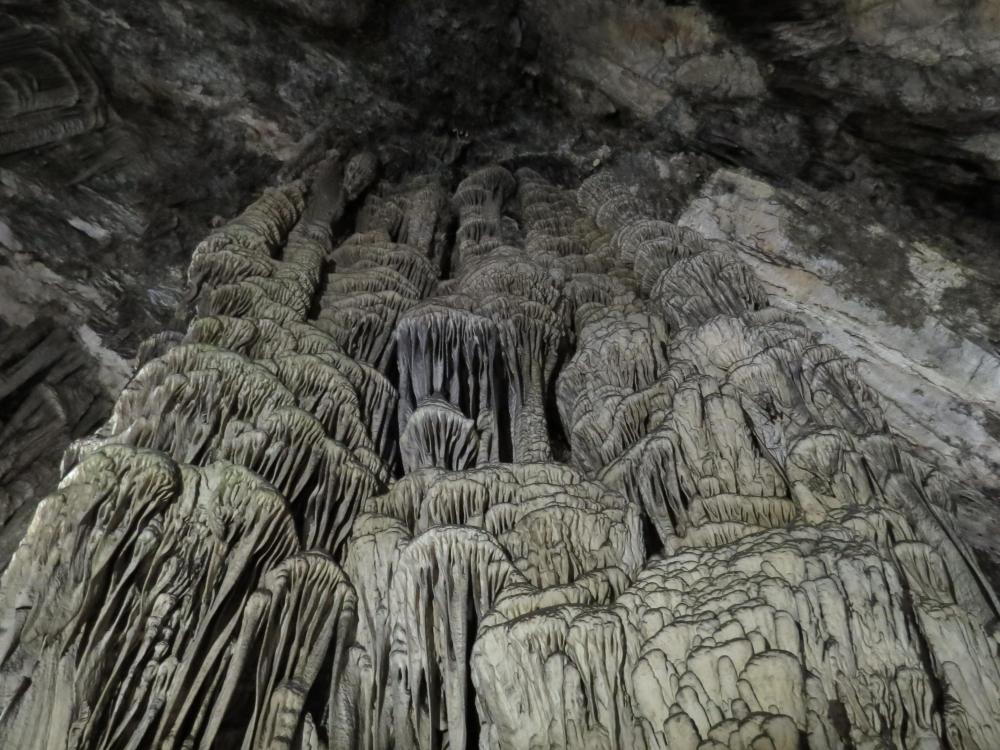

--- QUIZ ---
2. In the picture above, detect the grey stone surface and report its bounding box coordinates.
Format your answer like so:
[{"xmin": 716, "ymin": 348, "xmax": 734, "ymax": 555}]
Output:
[
  {"xmin": 678, "ymin": 168, "xmax": 1000, "ymax": 580},
  {"xmin": 1, "ymin": 2, "xmax": 999, "ymax": 746},
  {"xmin": 2, "ymin": 158, "xmax": 999, "ymax": 749}
]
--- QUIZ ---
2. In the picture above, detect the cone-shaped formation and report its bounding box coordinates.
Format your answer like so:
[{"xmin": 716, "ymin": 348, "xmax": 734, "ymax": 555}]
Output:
[{"xmin": 1, "ymin": 158, "xmax": 998, "ymax": 750}]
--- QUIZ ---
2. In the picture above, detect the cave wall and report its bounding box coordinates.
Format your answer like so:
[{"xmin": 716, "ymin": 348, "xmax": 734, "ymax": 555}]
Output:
[
  {"xmin": 1, "ymin": 148, "xmax": 999, "ymax": 750},
  {"xmin": 0, "ymin": 2, "xmax": 999, "ymax": 746}
]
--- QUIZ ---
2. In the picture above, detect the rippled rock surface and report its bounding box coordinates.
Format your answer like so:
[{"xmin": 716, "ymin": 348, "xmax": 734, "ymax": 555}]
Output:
[{"xmin": 1, "ymin": 155, "xmax": 998, "ymax": 749}]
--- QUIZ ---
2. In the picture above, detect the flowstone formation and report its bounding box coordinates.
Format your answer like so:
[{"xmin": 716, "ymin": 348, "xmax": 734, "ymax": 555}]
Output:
[
  {"xmin": 0, "ymin": 26, "xmax": 105, "ymax": 155},
  {"xmin": 0, "ymin": 318, "xmax": 109, "ymax": 569},
  {"xmin": 1, "ymin": 153, "xmax": 999, "ymax": 750}
]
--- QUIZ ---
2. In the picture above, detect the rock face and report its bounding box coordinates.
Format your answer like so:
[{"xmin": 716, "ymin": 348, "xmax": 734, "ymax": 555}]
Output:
[
  {"xmin": 0, "ymin": 318, "xmax": 109, "ymax": 569},
  {"xmin": 2, "ymin": 1, "xmax": 1000, "ymax": 748},
  {"xmin": 0, "ymin": 26, "xmax": 105, "ymax": 154},
  {"xmin": 679, "ymin": 168, "xmax": 1000, "ymax": 582},
  {"xmin": 522, "ymin": 0, "xmax": 1000, "ymax": 225},
  {"xmin": 1, "ymin": 156, "xmax": 998, "ymax": 749}
]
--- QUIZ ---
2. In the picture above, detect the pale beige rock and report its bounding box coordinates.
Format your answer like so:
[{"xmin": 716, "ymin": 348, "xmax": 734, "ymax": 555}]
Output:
[
  {"xmin": 0, "ymin": 28, "xmax": 106, "ymax": 155},
  {"xmin": 2, "ymin": 160, "xmax": 999, "ymax": 750}
]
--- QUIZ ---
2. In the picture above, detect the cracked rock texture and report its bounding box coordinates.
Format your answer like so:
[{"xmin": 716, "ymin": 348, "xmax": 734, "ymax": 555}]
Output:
[{"xmin": 1, "ymin": 0, "xmax": 1000, "ymax": 747}]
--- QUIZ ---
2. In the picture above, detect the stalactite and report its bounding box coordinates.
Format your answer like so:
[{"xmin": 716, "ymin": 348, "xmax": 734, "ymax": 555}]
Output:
[
  {"xmin": 1, "ymin": 158, "xmax": 998, "ymax": 750},
  {"xmin": 0, "ymin": 27, "xmax": 106, "ymax": 154}
]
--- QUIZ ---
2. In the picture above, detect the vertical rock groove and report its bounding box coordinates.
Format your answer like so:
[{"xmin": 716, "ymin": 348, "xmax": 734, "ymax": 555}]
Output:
[{"xmin": 0, "ymin": 154, "xmax": 998, "ymax": 750}]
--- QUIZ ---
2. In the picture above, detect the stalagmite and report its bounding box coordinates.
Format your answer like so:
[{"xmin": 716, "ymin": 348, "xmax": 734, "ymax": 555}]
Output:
[{"xmin": 1, "ymin": 157, "xmax": 998, "ymax": 750}]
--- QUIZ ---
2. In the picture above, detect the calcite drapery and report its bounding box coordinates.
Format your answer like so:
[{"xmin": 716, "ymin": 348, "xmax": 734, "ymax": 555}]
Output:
[
  {"xmin": 0, "ymin": 27, "xmax": 106, "ymax": 155},
  {"xmin": 1, "ymin": 155, "xmax": 998, "ymax": 750},
  {"xmin": 0, "ymin": 318, "xmax": 109, "ymax": 569}
]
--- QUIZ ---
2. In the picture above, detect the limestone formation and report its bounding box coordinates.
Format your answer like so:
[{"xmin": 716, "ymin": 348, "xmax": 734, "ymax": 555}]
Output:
[
  {"xmin": 1, "ymin": 157, "xmax": 998, "ymax": 750},
  {"xmin": 0, "ymin": 319, "xmax": 109, "ymax": 569},
  {"xmin": 0, "ymin": 27, "xmax": 106, "ymax": 154}
]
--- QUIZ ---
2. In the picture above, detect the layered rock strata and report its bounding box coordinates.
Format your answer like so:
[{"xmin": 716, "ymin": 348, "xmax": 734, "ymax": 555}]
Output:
[
  {"xmin": 0, "ymin": 27, "xmax": 105, "ymax": 155},
  {"xmin": 1, "ymin": 156, "xmax": 998, "ymax": 750},
  {"xmin": 0, "ymin": 318, "xmax": 109, "ymax": 569}
]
